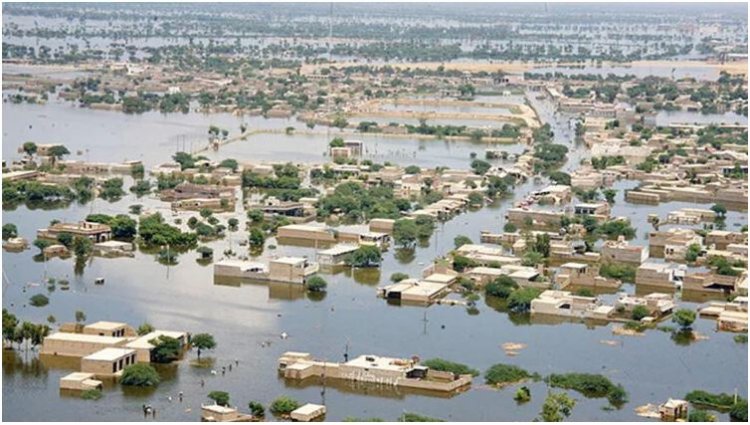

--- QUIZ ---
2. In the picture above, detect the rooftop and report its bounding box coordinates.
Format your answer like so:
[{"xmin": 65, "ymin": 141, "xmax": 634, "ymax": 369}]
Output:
[
  {"xmin": 44, "ymin": 332, "xmax": 127, "ymax": 344},
  {"xmin": 84, "ymin": 321, "xmax": 127, "ymax": 331},
  {"xmin": 83, "ymin": 347, "xmax": 135, "ymax": 361}
]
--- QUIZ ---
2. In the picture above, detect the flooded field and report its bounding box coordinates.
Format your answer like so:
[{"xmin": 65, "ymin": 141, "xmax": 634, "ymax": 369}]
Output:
[{"xmin": 2, "ymin": 90, "xmax": 747, "ymax": 422}]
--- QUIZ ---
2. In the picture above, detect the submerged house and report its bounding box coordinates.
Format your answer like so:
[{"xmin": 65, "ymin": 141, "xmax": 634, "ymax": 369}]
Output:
[
  {"xmin": 37, "ymin": 221, "xmax": 112, "ymax": 243},
  {"xmin": 278, "ymin": 352, "xmax": 472, "ymax": 394},
  {"xmin": 213, "ymin": 257, "xmax": 319, "ymax": 284}
]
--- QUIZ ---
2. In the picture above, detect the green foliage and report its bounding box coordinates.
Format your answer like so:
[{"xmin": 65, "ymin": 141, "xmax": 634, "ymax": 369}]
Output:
[
  {"xmin": 599, "ymin": 263, "xmax": 636, "ymax": 283},
  {"xmin": 346, "ymin": 245, "xmax": 382, "ymax": 267},
  {"xmin": 99, "ymin": 178, "xmax": 126, "ymax": 201},
  {"xmin": 149, "ymin": 335, "xmax": 182, "ymax": 363},
  {"xmin": 191, "ymin": 333, "xmax": 216, "ymax": 358},
  {"xmin": 548, "ymin": 171, "xmax": 571, "ymax": 186},
  {"xmin": 597, "ymin": 219, "xmax": 636, "ymax": 240},
  {"xmin": 514, "ymin": 386, "xmax": 531, "ymax": 403},
  {"xmin": 71, "ymin": 236, "xmax": 93, "ymax": 258},
  {"xmin": 507, "ymin": 287, "xmax": 542, "ymax": 312},
  {"xmin": 470, "ymin": 159, "xmax": 492, "ymax": 175},
  {"xmin": 400, "ymin": 412, "xmax": 444, "ymax": 422},
  {"xmin": 137, "ymin": 323, "xmax": 155, "ymax": 336},
  {"xmin": 485, "ymin": 275, "xmax": 518, "ymax": 298},
  {"xmin": 404, "ymin": 165, "xmax": 421, "ymax": 174},
  {"xmin": 138, "ymin": 213, "xmax": 197, "ymax": 248},
  {"xmin": 503, "ymin": 222, "xmax": 518, "ymax": 233},
  {"xmin": 390, "ymin": 272, "xmax": 409, "ymax": 283},
  {"xmin": 734, "ymin": 334, "xmax": 748, "ymax": 344},
  {"xmin": 573, "ymin": 288, "xmax": 594, "ymax": 297},
  {"xmin": 306, "ymin": 275, "xmax": 328, "ymax": 292},
  {"xmin": 421, "ymin": 358, "xmax": 479, "ymax": 377},
  {"xmin": 121, "ymin": 364, "xmax": 160, "ymax": 387},
  {"xmin": 485, "ymin": 363, "xmax": 533, "ymax": 386},
  {"xmin": 248, "ymin": 228, "xmax": 265, "ymax": 248},
  {"xmin": 270, "ymin": 396, "xmax": 300, "ymax": 415},
  {"xmin": 453, "ymin": 235, "xmax": 473, "ymax": 250},
  {"xmin": 684, "ymin": 390, "xmax": 738, "ymax": 410},
  {"xmin": 688, "ymin": 410, "xmax": 716, "ymax": 422},
  {"xmin": 538, "ymin": 391, "xmax": 576, "ymax": 422},
  {"xmin": 548, "ymin": 373, "xmax": 628, "ymax": 406},
  {"xmin": 29, "ymin": 294, "xmax": 49, "ymax": 307},
  {"xmin": 452, "ymin": 255, "xmax": 478, "ymax": 273},
  {"xmin": 685, "ymin": 243, "xmax": 702, "ymax": 263},
  {"xmin": 248, "ymin": 401, "xmax": 265, "ymax": 417},
  {"xmin": 631, "ymin": 305, "xmax": 650, "ymax": 321},
  {"xmin": 317, "ymin": 182, "xmax": 409, "ymax": 222},
  {"xmin": 672, "ymin": 309, "xmax": 696, "ymax": 330},
  {"xmin": 730, "ymin": 399, "xmax": 748, "ymax": 422},
  {"xmin": 208, "ymin": 391, "xmax": 230, "ymax": 407},
  {"xmin": 394, "ymin": 219, "xmax": 419, "ymax": 247},
  {"xmin": 2, "ymin": 223, "xmax": 18, "ymax": 240},
  {"xmin": 343, "ymin": 417, "xmax": 384, "ymax": 422},
  {"xmin": 81, "ymin": 389, "xmax": 103, "ymax": 400}
]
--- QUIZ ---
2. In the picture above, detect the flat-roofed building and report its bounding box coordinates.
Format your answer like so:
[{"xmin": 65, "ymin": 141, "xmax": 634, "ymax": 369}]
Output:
[
  {"xmin": 59, "ymin": 372, "xmax": 103, "ymax": 391},
  {"xmin": 635, "ymin": 263, "xmax": 676, "ymax": 290},
  {"xmin": 125, "ymin": 330, "xmax": 188, "ymax": 363},
  {"xmin": 601, "ymin": 237, "xmax": 647, "ymax": 265},
  {"xmin": 506, "ymin": 208, "xmax": 564, "ymax": 229},
  {"xmin": 531, "ymin": 290, "xmax": 613, "ymax": 320},
  {"xmin": 213, "ymin": 260, "xmax": 268, "ymax": 280},
  {"xmin": 554, "ymin": 262, "xmax": 620, "ymax": 289},
  {"xmin": 455, "ymin": 244, "xmax": 522, "ymax": 267},
  {"xmin": 37, "ymin": 221, "xmax": 112, "ymax": 243},
  {"xmin": 316, "ymin": 244, "xmax": 359, "ymax": 267},
  {"xmin": 277, "ymin": 224, "xmax": 337, "ymax": 243},
  {"xmin": 574, "ymin": 202, "xmax": 611, "ymax": 218},
  {"xmin": 83, "ymin": 321, "xmax": 135, "ymax": 338},
  {"xmin": 268, "ymin": 257, "xmax": 319, "ymax": 284},
  {"xmin": 291, "ymin": 404, "xmax": 327, "ymax": 422},
  {"xmin": 40, "ymin": 332, "xmax": 128, "ymax": 358},
  {"xmin": 378, "ymin": 279, "xmax": 450, "ymax": 304},
  {"xmin": 683, "ymin": 270, "xmax": 745, "ymax": 295},
  {"xmin": 81, "ymin": 348, "xmax": 137, "ymax": 377},
  {"xmin": 201, "ymin": 404, "xmax": 253, "ymax": 422},
  {"xmin": 705, "ymin": 230, "xmax": 747, "ymax": 250}
]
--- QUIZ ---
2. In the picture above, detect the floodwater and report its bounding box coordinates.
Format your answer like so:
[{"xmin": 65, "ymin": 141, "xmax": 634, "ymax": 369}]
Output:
[{"xmin": 2, "ymin": 92, "xmax": 747, "ymax": 422}]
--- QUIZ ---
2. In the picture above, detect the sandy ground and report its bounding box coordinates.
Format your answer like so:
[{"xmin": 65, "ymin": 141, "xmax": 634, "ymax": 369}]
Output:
[{"xmin": 301, "ymin": 59, "xmax": 748, "ymax": 76}]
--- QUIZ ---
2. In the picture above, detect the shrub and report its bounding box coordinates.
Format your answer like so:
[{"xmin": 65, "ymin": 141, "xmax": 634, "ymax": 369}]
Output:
[
  {"xmin": 81, "ymin": 389, "xmax": 103, "ymax": 400},
  {"xmin": 270, "ymin": 396, "xmax": 300, "ymax": 415},
  {"xmin": 121, "ymin": 364, "xmax": 160, "ymax": 387},
  {"xmin": 485, "ymin": 364, "xmax": 533, "ymax": 386},
  {"xmin": 485, "ymin": 276, "xmax": 518, "ymax": 298},
  {"xmin": 507, "ymin": 288, "xmax": 542, "ymax": 312},
  {"xmin": 306, "ymin": 275, "xmax": 328, "ymax": 292},
  {"xmin": 400, "ymin": 412, "xmax": 444, "ymax": 422},
  {"xmin": 29, "ymin": 294, "xmax": 49, "ymax": 307},
  {"xmin": 631, "ymin": 305, "xmax": 650, "ymax": 321},
  {"xmin": 514, "ymin": 386, "xmax": 531, "ymax": 402},
  {"xmin": 208, "ymin": 391, "xmax": 230, "ymax": 407},
  {"xmin": 730, "ymin": 399, "xmax": 748, "ymax": 422},
  {"xmin": 672, "ymin": 309, "xmax": 696, "ymax": 330},
  {"xmin": 390, "ymin": 272, "xmax": 409, "ymax": 283},
  {"xmin": 548, "ymin": 372, "xmax": 628, "ymax": 406},
  {"xmin": 688, "ymin": 410, "xmax": 716, "ymax": 422},
  {"xmin": 248, "ymin": 401, "xmax": 265, "ymax": 417},
  {"xmin": 421, "ymin": 358, "xmax": 479, "ymax": 377},
  {"xmin": 453, "ymin": 235, "xmax": 473, "ymax": 249}
]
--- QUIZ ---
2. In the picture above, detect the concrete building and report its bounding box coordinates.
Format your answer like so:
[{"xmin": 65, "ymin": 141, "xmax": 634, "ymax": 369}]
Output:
[
  {"xmin": 573, "ymin": 202, "xmax": 611, "ymax": 218},
  {"xmin": 600, "ymin": 237, "xmax": 647, "ymax": 265},
  {"xmin": 554, "ymin": 263, "xmax": 620, "ymax": 289},
  {"xmin": 378, "ymin": 279, "xmax": 451, "ymax": 304},
  {"xmin": 278, "ymin": 352, "xmax": 472, "ymax": 394},
  {"xmin": 683, "ymin": 270, "xmax": 745, "ymax": 296},
  {"xmin": 200, "ymin": 404, "xmax": 254, "ymax": 422},
  {"xmin": 455, "ymin": 244, "xmax": 522, "ymax": 267},
  {"xmin": 316, "ymin": 244, "xmax": 359, "ymax": 267},
  {"xmin": 277, "ymin": 224, "xmax": 337, "ymax": 243},
  {"xmin": 705, "ymin": 230, "xmax": 747, "ymax": 250},
  {"xmin": 82, "ymin": 321, "xmax": 135, "ymax": 338},
  {"xmin": 81, "ymin": 348, "xmax": 137, "ymax": 377},
  {"xmin": 615, "ymin": 293, "xmax": 675, "ymax": 319},
  {"xmin": 506, "ymin": 208, "xmax": 564, "ymax": 229},
  {"xmin": 699, "ymin": 296, "xmax": 748, "ymax": 332},
  {"xmin": 530, "ymin": 290, "xmax": 614, "ymax": 320},
  {"xmin": 59, "ymin": 372, "xmax": 103, "ymax": 391},
  {"xmin": 93, "ymin": 240, "xmax": 134, "ymax": 257},
  {"xmin": 40, "ymin": 333, "xmax": 129, "ymax": 357},
  {"xmin": 125, "ymin": 330, "xmax": 188, "ymax": 363},
  {"xmin": 648, "ymin": 229, "xmax": 701, "ymax": 259},
  {"xmin": 635, "ymin": 263, "xmax": 678, "ymax": 290},
  {"xmin": 291, "ymin": 404, "xmax": 327, "ymax": 422},
  {"xmin": 160, "ymin": 182, "xmax": 234, "ymax": 201},
  {"xmin": 214, "ymin": 258, "xmax": 319, "ymax": 284},
  {"xmin": 37, "ymin": 221, "xmax": 112, "ymax": 243}
]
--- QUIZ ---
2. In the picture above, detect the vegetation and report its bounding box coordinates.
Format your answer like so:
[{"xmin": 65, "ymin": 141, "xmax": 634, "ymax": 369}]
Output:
[
  {"xmin": 208, "ymin": 391, "xmax": 230, "ymax": 407},
  {"xmin": 138, "ymin": 213, "xmax": 197, "ymax": 248},
  {"xmin": 400, "ymin": 412, "xmax": 444, "ymax": 422},
  {"xmin": 485, "ymin": 363, "xmax": 534, "ymax": 386},
  {"xmin": 421, "ymin": 358, "xmax": 479, "ymax": 377},
  {"xmin": 485, "ymin": 275, "xmax": 518, "ymax": 299},
  {"xmin": 29, "ymin": 294, "xmax": 50, "ymax": 307},
  {"xmin": 454, "ymin": 235, "xmax": 473, "ymax": 250},
  {"xmin": 137, "ymin": 323, "xmax": 155, "ymax": 336},
  {"xmin": 270, "ymin": 396, "xmax": 300, "ymax": 416},
  {"xmin": 248, "ymin": 401, "xmax": 265, "ymax": 418},
  {"xmin": 688, "ymin": 410, "xmax": 716, "ymax": 422},
  {"xmin": 191, "ymin": 333, "xmax": 216, "ymax": 359},
  {"xmin": 120, "ymin": 364, "xmax": 160, "ymax": 387},
  {"xmin": 672, "ymin": 309, "xmax": 696, "ymax": 330},
  {"xmin": 2, "ymin": 223, "xmax": 18, "ymax": 240},
  {"xmin": 149, "ymin": 335, "xmax": 182, "ymax": 363},
  {"xmin": 547, "ymin": 373, "xmax": 628, "ymax": 406},
  {"xmin": 630, "ymin": 305, "xmax": 650, "ymax": 321},
  {"xmin": 390, "ymin": 272, "xmax": 409, "ymax": 283},
  {"xmin": 514, "ymin": 386, "xmax": 531, "ymax": 403},
  {"xmin": 507, "ymin": 287, "xmax": 542, "ymax": 313},
  {"xmin": 81, "ymin": 389, "xmax": 103, "ymax": 400},
  {"xmin": 538, "ymin": 392, "xmax": 576, "ymax": 422},
  {"xmin": 345, "ymin": 245, "xmax": 382, "ymax": 267},
  {"xmin": 306, "ymin": 275, "xmax": 328, "ymax": 293}
]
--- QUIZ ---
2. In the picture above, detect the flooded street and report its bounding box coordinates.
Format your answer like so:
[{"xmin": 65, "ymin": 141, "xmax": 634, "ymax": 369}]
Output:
[{"xmin": 3, "ymin": 88, "xmax": 746, "ymax": 421}]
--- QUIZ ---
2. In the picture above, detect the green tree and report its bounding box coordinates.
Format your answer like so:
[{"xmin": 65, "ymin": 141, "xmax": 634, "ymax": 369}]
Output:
[
  {"xmin": 485, "ymin": 276, "xmax": 518, "ymax": 298},
  {"xmin": 208, "ymin": 391, "xmax": 230, "ymax": 407},
  {"xmin": 191, "ymin": 333, "xmax": 216, "ymax": 359},
  {"xmin": 390, "ymin": 272, "xmax": 409, "ymax": 283},
  {"xmin": 507, "ymin": 288, "xmax": 542, "ymax": 312},
  {"xmin": 248, "ymin": 228, "xmax": 265, "ymax": 248},
  {"xmin": 2, "ymin": 223, "xmax": 18, "ymax": 240},
  {"xmin": 688, "ymin": 410, "xmax": 716, "ymax": 422},
  {"xmin": 631, "ymin": 305, "xmax": 650, "ymax": 321},
  {"xmin": 602, "ymin": 189, "xmax": 617, "ymax": 204},
  {"xmin": 514, "ymin": 386, "xmax": 532, "ymax": 403},
  {"xmin": 421, "ymin": 358, "xmax": 479, "ymax": 376},
  {"xmin": 672, "ymin": 309, "xmax": 696, "ymax": 330},
  {"xmin": 137, "ymin": 323, "xmax": 155, "ymax": 336},
  {"xmin": 56, "ymin": 232, "xmax": 74, "ymax": 248},
  {"xmin": 149, "ymin": 335, "xmax": 182, "ymax": 363},
  {"xmin": 346, "ymin": 245, "xmax": 382, "ymax": 267},
  {"xmin": 29, "ymin": 294, "xmax": 49, "ymax": 307},
  {"xmin": 71, "ymin": 236, "xmax": 93, "ymax": 258},
  {"xmin": 454, "ymin": 235, "xmax": 473, "ymax": 250},
  {"xmin": 75, "ymin": 310, "xmax": 86, "ymax": 323},
  {"xmin": 47, "ymin": 145, "xmax": 70, "ymax": 164},
  {"xmin": 393, "ymin": 219, "xmax": 418, "ymax": 247},
  {"xmin": 306, "ymin": 275, "xmax": 328, "ymax": 292},
  {"xmin": 710, "ymin": 203, "xmax": 727, "ymax": 218},
  {"xmin": 22, "ymin": 141, "xmax": 37, "ymax": 157},
  {"xmin": 485, "ymin": 363, "xmax": 533, "ymax": 386},
  {"xmin": 33, "ymin": 238, "xmax": 52, "ymax": 253},
  {"xmin": 470, "ymin": 159, "xmax": 492, "ymax": 175},
  {"xmin": 121, "ymin": 364, "xmax": 160, "ymax": 387},
  {"xmin": 270, "ymin": 396, "xmax": 301, "ymax": 416},
  {"xmin": 248, "ymin": 401, "xmax": 265, "ymax": 417},
  {"xmin": 538, "ymin": 391, "xmax": 576, "ymax": 422}
]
